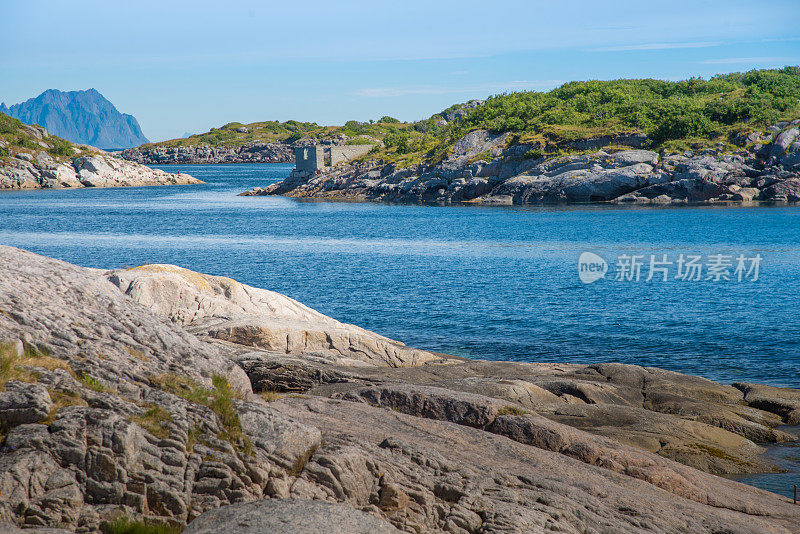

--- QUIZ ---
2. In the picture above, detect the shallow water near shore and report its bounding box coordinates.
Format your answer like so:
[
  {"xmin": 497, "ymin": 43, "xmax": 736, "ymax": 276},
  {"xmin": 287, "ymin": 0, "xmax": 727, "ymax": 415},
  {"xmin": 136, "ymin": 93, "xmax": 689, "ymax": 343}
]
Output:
[{"xmin": 2, "ymin": 162, "xmax": 800, "ymax": 496}]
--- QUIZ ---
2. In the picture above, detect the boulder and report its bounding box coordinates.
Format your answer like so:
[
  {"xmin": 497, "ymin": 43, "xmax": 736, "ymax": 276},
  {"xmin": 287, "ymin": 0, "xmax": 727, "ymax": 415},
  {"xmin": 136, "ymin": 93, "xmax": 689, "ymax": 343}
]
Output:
[
  {"xmin": 0, "ymin": 381, "xmax": 52, "ymax": 426},
  {"xmin": 106, "ymin": 265, "xmax": 442, "ymax": 368},
  {"xmin": 759, "ymin": 178, "xmax": 800, "ymax": 202},
  {"xmin": 771, "ymin": 128, "xmax": 799, "ymax": 157}
]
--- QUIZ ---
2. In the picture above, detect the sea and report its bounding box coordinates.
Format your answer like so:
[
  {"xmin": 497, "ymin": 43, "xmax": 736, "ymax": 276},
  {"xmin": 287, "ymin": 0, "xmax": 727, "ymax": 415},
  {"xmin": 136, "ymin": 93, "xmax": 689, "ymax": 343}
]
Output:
[{"xmin": 1, "ymin": 162, "xmax": 798, "ymax": 496}]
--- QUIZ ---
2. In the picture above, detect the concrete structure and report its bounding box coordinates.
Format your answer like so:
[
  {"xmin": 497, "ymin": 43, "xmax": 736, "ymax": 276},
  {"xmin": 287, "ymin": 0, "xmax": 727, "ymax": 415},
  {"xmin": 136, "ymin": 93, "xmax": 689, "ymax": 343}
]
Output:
[
  {"xmin": 293, "ymin": 145, "xmax": 325, "ymax": 172},
  {"xmin": 293, "ymin": 144, "xmax": 374, "ymax": 173}
]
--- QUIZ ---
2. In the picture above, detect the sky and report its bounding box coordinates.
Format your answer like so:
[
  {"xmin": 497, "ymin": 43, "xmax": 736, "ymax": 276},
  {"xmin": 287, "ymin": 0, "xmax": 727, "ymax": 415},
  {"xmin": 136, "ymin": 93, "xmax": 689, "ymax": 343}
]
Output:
[{"xmin": 1, "ymin": 0, "xmax": 799, "ymax": 142}]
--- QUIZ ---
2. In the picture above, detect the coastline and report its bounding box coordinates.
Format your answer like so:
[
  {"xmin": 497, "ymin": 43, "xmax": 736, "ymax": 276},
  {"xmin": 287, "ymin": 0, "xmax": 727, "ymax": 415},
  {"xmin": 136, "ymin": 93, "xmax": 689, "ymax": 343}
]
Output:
[
  {"xmin": 244, "ymin": 123, "xmax": 800, "ymax": 206},
  {"xmin": 1, "ymin": 247, "xmax": 799, "ymax": 532}
]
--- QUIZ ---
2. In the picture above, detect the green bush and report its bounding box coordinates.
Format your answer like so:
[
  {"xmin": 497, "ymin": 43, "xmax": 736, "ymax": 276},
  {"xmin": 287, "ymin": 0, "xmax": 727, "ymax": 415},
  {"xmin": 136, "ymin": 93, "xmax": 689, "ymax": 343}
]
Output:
[
  {"xmin": 15, "ymin": 136, "xmax": 38, "ymax": 149},
  {"xmin": 48, "ymin": 137, "xmax": 73, "ymax": 157}
]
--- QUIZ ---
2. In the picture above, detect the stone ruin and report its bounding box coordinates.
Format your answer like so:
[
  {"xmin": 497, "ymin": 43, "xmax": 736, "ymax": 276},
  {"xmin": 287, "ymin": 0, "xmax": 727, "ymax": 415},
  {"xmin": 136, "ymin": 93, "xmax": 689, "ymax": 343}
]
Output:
[{"xmin": 293, "ymin": 144, "xmax": 374, "ymax": 173}]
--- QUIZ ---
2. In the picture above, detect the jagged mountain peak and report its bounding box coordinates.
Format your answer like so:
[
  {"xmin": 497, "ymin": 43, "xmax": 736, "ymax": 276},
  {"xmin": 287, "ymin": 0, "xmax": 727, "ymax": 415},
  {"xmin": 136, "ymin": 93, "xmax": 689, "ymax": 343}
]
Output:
[{"xmin": 1, "ymin": 89, "xmax": 149, "ymax": 149}]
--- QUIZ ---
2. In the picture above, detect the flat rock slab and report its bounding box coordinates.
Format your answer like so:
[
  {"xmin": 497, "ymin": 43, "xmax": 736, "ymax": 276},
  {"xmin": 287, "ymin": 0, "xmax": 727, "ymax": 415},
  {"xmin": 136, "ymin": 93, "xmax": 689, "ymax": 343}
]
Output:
[{"xmin": 183, "ymin": 498, "xmax": 401, "ymax": 534}]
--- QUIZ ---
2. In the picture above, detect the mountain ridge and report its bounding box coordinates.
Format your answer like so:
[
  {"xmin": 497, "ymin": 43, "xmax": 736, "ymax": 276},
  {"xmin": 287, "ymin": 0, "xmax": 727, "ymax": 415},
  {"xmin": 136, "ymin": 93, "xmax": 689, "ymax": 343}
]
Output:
[{"xmin": 0, "ymin": 88, "xmax": 149, "ymax": 149}]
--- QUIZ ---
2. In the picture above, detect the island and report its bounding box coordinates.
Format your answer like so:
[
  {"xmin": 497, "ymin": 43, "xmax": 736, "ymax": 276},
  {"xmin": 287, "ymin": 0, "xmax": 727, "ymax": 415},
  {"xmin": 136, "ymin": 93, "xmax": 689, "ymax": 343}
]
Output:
[
  {"xmin": 0, "ymin": 113, "xmax": 199, "ymax": 190},
  {"xmin": 237, "ymin": 68, "xmax": 800, "ymax": 205}
]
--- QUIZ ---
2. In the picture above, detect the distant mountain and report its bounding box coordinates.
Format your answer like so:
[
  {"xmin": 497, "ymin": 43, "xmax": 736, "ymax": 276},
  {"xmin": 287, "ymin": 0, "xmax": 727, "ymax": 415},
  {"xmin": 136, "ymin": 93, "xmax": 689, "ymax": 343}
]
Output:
[{"xmin": 0, "ymin": 89, "xmax": 149, "ymax": 149}]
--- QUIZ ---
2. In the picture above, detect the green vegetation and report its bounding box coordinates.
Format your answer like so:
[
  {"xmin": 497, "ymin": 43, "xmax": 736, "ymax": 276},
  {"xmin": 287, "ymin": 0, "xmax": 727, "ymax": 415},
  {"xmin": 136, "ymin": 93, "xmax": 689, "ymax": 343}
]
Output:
[
  {"xmin": 0, "ymin": 113, "xmax": 21, "ymax": 134},
  {"xmin": 101, "ymin": 517, "xmax": 182, "ymax": 534},
  {"xmin": 131, "ymin": 405, "xmax": 173, "ymax": 439},
  {"xmin": 142, "ymin": 67, "xmax": 800, "ymax": 167},
  {"xmin": 0, "ymin": 111, "xmax": 82, "ymax": 162},
  {"xmin": 80, "ymin": 373, "xmax": 107, "ymax": 392},
  {"xmin": 344, "ymin": 136, "xmax": 379, "ymax": 146},
  {"xmin": 371, "ymin": 66, "xmax": 800, "ymax": 164},
  {"xmin": 47, "ymin": 136, "xmax": 74, "ymax": 157},
  {"xmin": 151, "ymin": 373, "xmax": 251, "ymax": 454}
]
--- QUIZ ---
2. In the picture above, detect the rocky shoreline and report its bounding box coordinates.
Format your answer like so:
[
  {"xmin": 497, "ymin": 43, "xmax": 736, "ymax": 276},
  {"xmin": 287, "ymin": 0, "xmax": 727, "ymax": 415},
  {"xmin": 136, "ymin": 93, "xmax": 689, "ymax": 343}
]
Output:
[
  {"xmin": 0, "ymin": 124, "xmax": 200, "ymax": 190},
  {"xmin": 120, "ymin": 142, "xmax": 293, "ymax": 165},
  {"xmin": 244, "ymin": 122, "xmax": 800, "ymax": 205},
  {"xmin": 1, "ymin": 247, "xmax": 800, "ymax": 532},
  {"xmin": 0, "ymin": 153, "xmax": 200, "ymax": 190}
]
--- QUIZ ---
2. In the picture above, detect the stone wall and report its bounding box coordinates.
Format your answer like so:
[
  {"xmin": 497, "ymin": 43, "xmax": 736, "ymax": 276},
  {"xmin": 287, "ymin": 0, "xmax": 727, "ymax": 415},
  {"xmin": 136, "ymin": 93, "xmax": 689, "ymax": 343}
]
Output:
[{"xmin": 330, "ymin": 145, "xmax": 374, "ymax": 165}]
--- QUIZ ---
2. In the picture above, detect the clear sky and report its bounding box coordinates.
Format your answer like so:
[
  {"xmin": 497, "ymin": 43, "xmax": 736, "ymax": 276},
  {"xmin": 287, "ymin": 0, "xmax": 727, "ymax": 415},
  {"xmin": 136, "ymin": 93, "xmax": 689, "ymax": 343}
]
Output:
[{"xmin": 1, "ymin": 0, "xmax": 799, "ymax": 141}]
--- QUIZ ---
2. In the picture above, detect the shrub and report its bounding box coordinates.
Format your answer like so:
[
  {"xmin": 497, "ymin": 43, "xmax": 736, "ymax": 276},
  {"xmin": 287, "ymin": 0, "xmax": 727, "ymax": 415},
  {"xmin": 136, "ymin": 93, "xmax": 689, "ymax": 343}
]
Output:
[
  {"xmin": 15, "ymin": 136, "xmax": 38, "ymax": 149},
  {"xmin": 48, "ymin": 136, "xmax": 74, "ymax": 157}
]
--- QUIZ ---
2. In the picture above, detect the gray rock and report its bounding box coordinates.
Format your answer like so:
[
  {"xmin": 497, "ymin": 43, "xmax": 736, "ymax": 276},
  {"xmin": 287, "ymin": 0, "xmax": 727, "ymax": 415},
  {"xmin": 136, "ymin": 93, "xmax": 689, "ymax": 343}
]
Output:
[
  {"xmin": 121, "ymin": 142, "xmax": 292, "ymax": 165},
  {"xmin": 106, "ymin": 264, "xmax": 442, "ymax": 367},
  {"xmin": 254, "ymin": 127, "xmax": 800, "ymax": 206},
  {"xmin": 0, "ymin": 381, "xmax": 52, "ymax": 426},
  {"xmin": 0, "ymin": 153, "xmax": 201, "ymax": 190},
  {"xmin": 759, "ymin": 178, "xmax": 800, "ymax": 202},
  {"xmin": 2, "ymin": 248, "xmax": 800, "ymax": 533},
  {"xmin": 771, "ymin": 128, "xmax": 799, "ymax": 157},
  {"xmin": 183, "ymin": 498, "xmax": 401, "ymax": 534}
]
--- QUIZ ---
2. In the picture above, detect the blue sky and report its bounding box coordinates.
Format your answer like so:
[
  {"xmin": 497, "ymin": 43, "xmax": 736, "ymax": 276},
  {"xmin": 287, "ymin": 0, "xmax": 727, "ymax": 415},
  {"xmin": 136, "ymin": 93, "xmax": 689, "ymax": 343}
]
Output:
[{"xmin": 1, "ymin": 0, "xmax": 799, "ymax": 141}]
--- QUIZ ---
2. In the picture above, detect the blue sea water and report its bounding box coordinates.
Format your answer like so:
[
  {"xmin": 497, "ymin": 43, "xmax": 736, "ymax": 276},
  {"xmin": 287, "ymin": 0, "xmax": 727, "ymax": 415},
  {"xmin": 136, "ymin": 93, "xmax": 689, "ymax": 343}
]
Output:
[
  {"xmin": 2, "ymin": 162, "xmax": 800, "ymax": 497},
  {"xmin": 0, "ymin": 163, "xmax": 798, "ymax": 388}
]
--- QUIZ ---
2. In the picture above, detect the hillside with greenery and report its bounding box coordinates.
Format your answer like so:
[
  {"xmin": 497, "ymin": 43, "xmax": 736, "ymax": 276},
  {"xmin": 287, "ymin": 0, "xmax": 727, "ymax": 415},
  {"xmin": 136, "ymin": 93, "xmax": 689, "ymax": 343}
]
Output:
[
  {"xmin": 374, "ymin": 66, "xmax": 800, "ymax": 166},
  {"xmin": 0, "ymin": 112, "xmax": 92, "ymax": 163},
  {"xmin": 142, "ymin": 67, "xmax": 800, "ymax": 166}
]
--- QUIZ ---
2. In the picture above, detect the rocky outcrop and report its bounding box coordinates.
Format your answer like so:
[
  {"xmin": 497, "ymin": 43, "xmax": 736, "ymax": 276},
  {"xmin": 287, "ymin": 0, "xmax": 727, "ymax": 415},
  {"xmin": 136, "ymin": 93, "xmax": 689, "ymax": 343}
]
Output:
[
  {"xmin": 183, "ymin": 498, "xmax": 401, "ymax": 534},
  {"xmin": 247, "ymin": 121, "xmax": 800, "ymax": 205},
  {"xmin": 0, "ymin": 152, "xmax": 200, "ymax": 190},
  {"xmin": 105, "ymin": 264, "xmax": 442, "ymax": 367},
  {"xmin": 1, "ymin": 247, "xmax": 800, "ymax": 533},
  {"xmin": 120, "ymin": 142, "xmax": 293, "ymax": 165}
]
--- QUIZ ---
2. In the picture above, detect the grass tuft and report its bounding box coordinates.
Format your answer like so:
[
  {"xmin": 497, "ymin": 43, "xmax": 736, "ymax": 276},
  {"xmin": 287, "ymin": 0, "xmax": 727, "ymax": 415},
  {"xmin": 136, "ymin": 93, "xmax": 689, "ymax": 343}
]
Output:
[
  {"xmin": 498, "ymin": 406, "xmax": 529, "ymax": 416},
  {"xmin": 131, "ymin": 405, "xmax": 173, "ymax": 440},
  {"xmin": 151, "ymin": 373, "xmax": 251, "ymax": 454},
  {"xmin": 101, "ymin": 517, "xmax": 182, "ymax": 534},
  {"xmin": 80, "ymin": 374, "xmax": 107, "ymax": 392},
  {"xmin": 260, "ymin": 390, "xmax": 280, "ymax": 402},
  {"xmin": 288, "ymin": 444, "xmax": 319, "ymax": 476},
  {"xmin": 0, "ymin": 342, "xmax": 72, "ymax": 389}
]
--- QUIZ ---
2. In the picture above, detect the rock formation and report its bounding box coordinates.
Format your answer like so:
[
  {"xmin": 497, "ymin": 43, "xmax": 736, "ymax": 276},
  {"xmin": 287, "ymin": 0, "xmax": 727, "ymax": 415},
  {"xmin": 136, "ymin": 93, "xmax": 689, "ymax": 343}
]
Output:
[
  {"xmin": 245, "ymin": 121, "xmax": 800, "ymax": 205},
  {"xmin": 0, "ymin": 152, "xmax": 200, "ymax": 190},
  {"xmin": 120, "ymin": 142, "xmax": 293, "ymax": 165},
  {"xmin": 1, "ymin": 246, "xmax": 799, "ymax": 533},
  {"xmin": 105, "ymin": 264, "xmax": 442, "ymax": 367},
  {"xmin": 0, "ymin": 89, "xmax": 149, "ymax": 150}
]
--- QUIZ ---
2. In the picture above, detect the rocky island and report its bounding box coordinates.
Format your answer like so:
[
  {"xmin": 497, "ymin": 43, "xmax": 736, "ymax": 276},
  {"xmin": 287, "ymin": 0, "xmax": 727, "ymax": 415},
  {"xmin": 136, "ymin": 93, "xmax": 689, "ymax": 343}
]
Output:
[
  {"xmin": 1, "ymin": 246, "xmax": 799, "ymax": 533},
  {"xmin": 243, "ymin": 68, "xmax": 800, "ymax": 205},
  {"xmin": 0, "ymin": 113, "xmax": 199, "ymax": 190}
]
